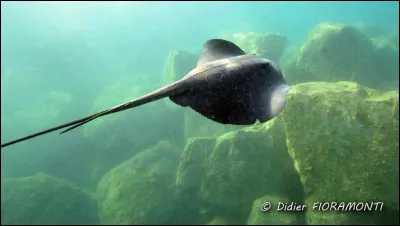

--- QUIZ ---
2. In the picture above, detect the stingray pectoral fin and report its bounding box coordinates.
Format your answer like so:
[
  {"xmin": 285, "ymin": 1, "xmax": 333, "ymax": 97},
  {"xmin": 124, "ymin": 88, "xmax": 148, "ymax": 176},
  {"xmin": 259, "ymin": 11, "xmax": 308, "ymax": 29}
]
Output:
[{"xmin": 1, "ymin": 81, "xmax": 186, "ymax": 149}]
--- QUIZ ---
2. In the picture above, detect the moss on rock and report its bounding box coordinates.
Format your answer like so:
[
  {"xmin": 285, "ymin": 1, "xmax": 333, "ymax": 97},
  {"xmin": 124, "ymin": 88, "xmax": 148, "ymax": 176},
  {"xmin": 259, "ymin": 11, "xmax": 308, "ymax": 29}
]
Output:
[
  {"xmin": 1, "ymin": 173, "xmax": 99, "ymax": 225},
  {"xmin": 282, "ymin": 81, "xmax": 399, "ymax": 224},
  {"xmin": 286, "ymin": 22, "xmax": 398, "ymax": 90},
  {"xmin": 176, "ymin": 118, "xmax": 302, "ymax": 221},
  {"xmin": 97, "ymin": 141, "xmax": 181, "ymax": 225},
  {"xmin": 297, "ymin": 23, "xmax": 377, "ymax": 85}
]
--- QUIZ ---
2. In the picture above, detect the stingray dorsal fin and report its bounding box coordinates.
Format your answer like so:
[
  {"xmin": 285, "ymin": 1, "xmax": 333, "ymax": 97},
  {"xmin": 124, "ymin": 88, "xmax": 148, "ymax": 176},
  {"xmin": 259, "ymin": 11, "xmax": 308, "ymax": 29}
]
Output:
[{"xmin": 197, "ymin": 39, "xmax": 246, "ymax": 66}]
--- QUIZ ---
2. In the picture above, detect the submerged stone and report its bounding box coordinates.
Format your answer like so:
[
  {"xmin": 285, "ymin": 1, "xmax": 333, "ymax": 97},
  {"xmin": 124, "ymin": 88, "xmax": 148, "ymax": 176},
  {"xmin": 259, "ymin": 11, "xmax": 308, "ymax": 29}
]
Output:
[
  {"xmin": 176, "ymin": 118, "xmax": 302, "ymax": 221},
  {"xmin": 1, "ymin": 173, "xmax": 99, "ymax": 225},
  {"xmin": 97, "ymin": 141, "xmax": 181, "ymax": 225},
  {"xmin": 285, "ymin": 22, "xmax": 398, "ymax": 90},
  {"xmin": 282, "ymin": 81, "xmax": 399, "ymax": 224}
]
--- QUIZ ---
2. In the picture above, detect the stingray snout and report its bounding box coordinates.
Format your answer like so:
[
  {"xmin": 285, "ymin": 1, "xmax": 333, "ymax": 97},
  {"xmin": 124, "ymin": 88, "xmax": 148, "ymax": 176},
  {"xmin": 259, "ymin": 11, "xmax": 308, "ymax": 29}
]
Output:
[{"xmin": 270, "ymin": 83, "xmax": 290, "ymax": 118}]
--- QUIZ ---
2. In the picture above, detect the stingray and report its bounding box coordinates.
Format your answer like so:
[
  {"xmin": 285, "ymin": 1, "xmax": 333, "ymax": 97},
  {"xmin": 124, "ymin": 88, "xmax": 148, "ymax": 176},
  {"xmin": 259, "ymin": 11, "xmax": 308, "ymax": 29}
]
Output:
[{"xmin": 0, "ymin": 39, "xmax": 290, "ymax": 149}]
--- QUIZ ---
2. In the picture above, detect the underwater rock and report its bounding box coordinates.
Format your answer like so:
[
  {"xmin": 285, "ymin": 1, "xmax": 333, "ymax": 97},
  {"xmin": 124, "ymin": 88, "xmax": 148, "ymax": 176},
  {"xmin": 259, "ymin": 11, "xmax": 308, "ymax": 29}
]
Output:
[
  {"xmin": 176, "ymin": 118, "xmax": 303, "ymax": 221},
  {"xmin": 286, "ymin": 22, "xmax": 399, "ymax": 90},
  {"xmin": 97, "ymin": 141, "xmax": 181, "ymax": 225},
  {"xmin": 305, "ymin": 195, "xmax": 399, "ymax": 225},
  {"xmin": 247, "ymin": 195, "xmax": 298, "ymax": 225},
  {"xmin": 282, "ymin": 81, "xmax": 399, "ymax": 224},
  {"xmin": 305, "ymin": 202, "xmax": 351, "ymax": 225},
  {"xmin": 1, "ymin": 173, "xmax": 99, "ymax": 225},
  {"xmin": 83, "ymin": 75, "xmax": 185, "ymax": 188},
  {"xmin": 1, "ymin": 135, "xmax": 100, "ymax": 192},
  {"xmin": 296, "ymin": 23, "xmax": 379, "ymax": 87},
  {"xmin": 226, "ymin": 32, "xmax": 288, "ymax": 64}
]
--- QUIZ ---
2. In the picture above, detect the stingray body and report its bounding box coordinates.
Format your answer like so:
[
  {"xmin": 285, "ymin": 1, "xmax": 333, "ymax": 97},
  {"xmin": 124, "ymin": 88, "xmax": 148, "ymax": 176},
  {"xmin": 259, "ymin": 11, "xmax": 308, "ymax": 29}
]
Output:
[{"xmin": 0, "ymin": 39, "xmax": 290, "ymax": 149}]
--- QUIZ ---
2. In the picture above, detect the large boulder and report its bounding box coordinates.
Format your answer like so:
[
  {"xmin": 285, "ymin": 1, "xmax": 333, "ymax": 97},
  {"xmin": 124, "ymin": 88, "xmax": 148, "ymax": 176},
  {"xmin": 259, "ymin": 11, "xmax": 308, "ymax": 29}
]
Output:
[
  {"xmin": 297, "ymin": 23, "xmax": 377, "ymax": 85},
  {"xmin": 284, "ymin": 22, "xmax": 398, "ymax": 90},
  {"xmin": 1, "ymin": 173, "xmax": 99, "ymax": 225},
  {"xmin": 97, "ymin": 141, "xmax": 181, "ymax": 225},
  {"xmin": 176, "ymin": 117, "xmax": 303, "ymax": 223},
  {"xmin": 282, "ymin": 81, "xmax": 399, "ymax": 224}
]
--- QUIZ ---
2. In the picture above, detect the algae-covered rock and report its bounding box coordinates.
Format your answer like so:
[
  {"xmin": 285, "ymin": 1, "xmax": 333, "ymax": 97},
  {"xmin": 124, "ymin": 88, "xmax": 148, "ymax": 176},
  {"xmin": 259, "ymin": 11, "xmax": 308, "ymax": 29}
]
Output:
[
  {"xmin": 176, "ymin": 118, "xmax": 303, "ymax": 220},
  {"xmin": 282, "ymin": 81, "xmax": 399, "ymax": 224},
  {"xmin": 286, "ymin": 22, "xmax": 398, "ymax": 91},
  {"xmin": 296, "ymin": 23, "xmax": 379, "ymax": 86},
  {"xmin": 304, "ymin": 196, "xmax": 398, "ymax": 225},
  {"xmin": 83, "ymin": 75, "xmax": 185, "ymax": 187},
  {"xmin": 97, "ymin": 141, "xmax": 181, "ymax": 225},
  {"xmin": 247, "ymin": 195, "xmax": 298, "ymax": 225},
  {"xmin": 1, "ymin": 173, "xmax": 99, "ymax": 225},
  {"xmin": 226, "ymin": 32, "xmax": 287, "ymax": 63}
]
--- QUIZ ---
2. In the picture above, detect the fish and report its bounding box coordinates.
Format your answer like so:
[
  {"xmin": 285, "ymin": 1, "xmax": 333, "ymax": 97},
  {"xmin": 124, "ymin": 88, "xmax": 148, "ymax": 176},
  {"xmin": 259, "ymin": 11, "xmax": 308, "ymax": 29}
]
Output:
[{"xmin": 0, "ymin": 39, "xmax": 290, "ymax": 149}]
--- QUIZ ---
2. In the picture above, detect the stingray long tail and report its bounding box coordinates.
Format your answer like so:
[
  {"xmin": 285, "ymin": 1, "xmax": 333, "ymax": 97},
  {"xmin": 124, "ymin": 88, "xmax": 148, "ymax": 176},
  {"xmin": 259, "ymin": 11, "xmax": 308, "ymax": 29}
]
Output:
[
  {"xmin": 1, "ymin": 81, "xmax": 185, "ymax": 149},
  {"xmin": 1, "ymin": 111, "xmax": 104, "ymax": 148}
]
